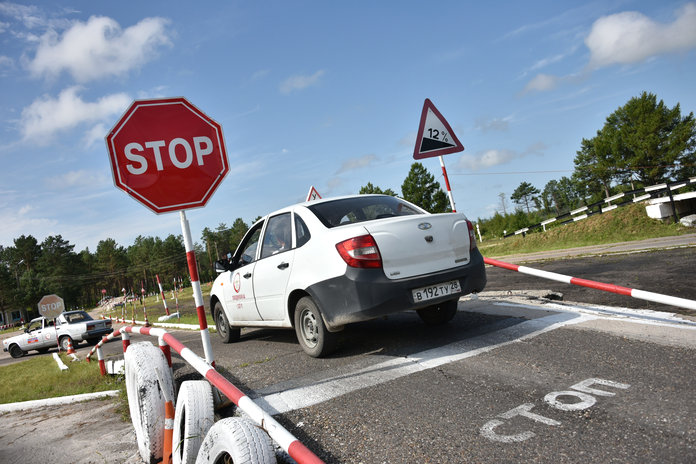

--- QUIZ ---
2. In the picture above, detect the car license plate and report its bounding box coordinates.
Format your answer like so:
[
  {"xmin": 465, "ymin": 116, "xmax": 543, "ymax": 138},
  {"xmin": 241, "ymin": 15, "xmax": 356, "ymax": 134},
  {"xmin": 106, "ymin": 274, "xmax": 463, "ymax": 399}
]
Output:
[{"xmin": 412, "ymin": 280, "xmax": 461, "ymax": 302}]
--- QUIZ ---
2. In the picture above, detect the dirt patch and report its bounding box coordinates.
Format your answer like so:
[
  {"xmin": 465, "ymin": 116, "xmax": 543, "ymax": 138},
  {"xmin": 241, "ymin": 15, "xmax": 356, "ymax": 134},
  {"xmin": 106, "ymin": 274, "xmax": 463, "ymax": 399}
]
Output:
[{"xmin": 0, "ymin": 398, "xmax": 142, "ymax": 464}]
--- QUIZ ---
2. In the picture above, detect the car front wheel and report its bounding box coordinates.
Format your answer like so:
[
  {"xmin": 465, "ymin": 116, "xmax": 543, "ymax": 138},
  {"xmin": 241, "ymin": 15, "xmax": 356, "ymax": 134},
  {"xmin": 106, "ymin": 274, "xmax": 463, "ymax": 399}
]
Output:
[
  {"xmin": 294, "ymin": 296, "xmax": 336, "ymax": 358},
  {"xmin": 9, "ymin": 344, "xmax": 24, "ymax": 358},
  {"xmin": 214, "ymin": 302, "xmax": 240, "ymax": 344},
  {"xmin": 59, "ymin": 336, "xmax": 73, "ymax": 352}
]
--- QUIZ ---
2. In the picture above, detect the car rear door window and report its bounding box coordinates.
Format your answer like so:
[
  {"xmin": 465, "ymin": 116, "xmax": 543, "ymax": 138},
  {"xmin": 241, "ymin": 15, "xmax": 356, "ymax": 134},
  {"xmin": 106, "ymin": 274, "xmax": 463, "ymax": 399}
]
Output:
[
  {"xmin": 295, "ymin": 214, "xmax": 311, "ymax": 248},
  {"xmin": 261, "ymin": 213, "xmax": 292, "ymax": 259}
]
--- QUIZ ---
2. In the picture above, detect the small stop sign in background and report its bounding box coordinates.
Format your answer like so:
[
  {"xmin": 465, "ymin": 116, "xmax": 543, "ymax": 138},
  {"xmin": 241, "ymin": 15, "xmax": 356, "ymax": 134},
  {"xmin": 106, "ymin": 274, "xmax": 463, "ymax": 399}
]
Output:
[{"xmin": 106, "ymin": 97, "xmax": 229, "ymax": 214}]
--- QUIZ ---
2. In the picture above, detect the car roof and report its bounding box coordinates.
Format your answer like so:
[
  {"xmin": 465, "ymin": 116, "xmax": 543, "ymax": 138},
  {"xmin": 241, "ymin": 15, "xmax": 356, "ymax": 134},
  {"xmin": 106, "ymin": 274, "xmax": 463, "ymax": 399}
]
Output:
[{"xmin": 260, "ymin": 194, "xmax": 401, "ymax": 219}]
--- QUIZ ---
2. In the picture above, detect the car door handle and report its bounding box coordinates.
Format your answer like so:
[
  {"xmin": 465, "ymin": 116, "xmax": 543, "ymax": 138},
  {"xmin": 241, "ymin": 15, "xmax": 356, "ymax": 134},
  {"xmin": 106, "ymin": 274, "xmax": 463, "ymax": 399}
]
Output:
[
  {"xmin": 243, "ymin": 272, "xmax": 252, "ymax": 279},
  {"xmin": 277, "ymin": 262, "xmax": 289, "ymax": 270}
]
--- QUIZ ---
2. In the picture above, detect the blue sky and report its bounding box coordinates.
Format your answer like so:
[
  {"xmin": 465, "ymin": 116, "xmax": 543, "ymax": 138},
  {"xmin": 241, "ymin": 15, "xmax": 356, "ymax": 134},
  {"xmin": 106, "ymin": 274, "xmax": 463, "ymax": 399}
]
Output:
[{"xmin": 1, "ymin": 1, "xmax": 695, "ymax": 252}]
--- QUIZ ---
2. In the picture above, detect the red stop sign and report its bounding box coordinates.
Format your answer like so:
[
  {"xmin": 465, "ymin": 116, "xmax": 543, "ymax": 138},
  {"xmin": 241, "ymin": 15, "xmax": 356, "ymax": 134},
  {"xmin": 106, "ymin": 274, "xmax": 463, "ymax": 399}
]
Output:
[{"xmin": 106, "ymin": 97, "xmax": 229, "ymax": 214}]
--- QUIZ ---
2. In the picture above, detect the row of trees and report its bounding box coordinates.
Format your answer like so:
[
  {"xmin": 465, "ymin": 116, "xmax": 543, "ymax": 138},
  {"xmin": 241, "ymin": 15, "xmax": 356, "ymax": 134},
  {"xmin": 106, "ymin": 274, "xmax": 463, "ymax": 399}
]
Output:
[
  {"xmin": 0, "ymin": 234, "xmax": 191, "ymax": 320},
  {"xmin": 479, "ymin": 92, "xmax": 696, "ymax": 237}
]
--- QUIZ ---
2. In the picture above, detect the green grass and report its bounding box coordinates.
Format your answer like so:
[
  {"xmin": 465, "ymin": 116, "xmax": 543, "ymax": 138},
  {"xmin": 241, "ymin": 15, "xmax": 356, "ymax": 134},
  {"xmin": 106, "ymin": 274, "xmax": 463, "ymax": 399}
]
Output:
[
  {"xmin": 0, "ymin": 354, "xmax": 124, "ymax": 404},
  {"xmin": 479, "ymin": 203, "xmax": 693, "ymax": 257}
]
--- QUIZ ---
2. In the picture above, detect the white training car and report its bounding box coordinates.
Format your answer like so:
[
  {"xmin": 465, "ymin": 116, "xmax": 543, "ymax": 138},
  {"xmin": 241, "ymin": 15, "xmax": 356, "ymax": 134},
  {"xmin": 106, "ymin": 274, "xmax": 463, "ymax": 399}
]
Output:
[
  {"xmin": 211, "ymin": 194, "xmax": 486, "ymax": 357},
  {"xmin": 2, "ymin": 311, "xmax": 112, "ymax": 358}
]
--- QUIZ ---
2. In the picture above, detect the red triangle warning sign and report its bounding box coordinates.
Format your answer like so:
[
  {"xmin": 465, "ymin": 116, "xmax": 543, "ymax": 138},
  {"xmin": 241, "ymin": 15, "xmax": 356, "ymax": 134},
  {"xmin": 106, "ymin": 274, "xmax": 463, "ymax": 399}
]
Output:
[{"xmin": 413, "ymin": 98, "xmax": 464, "ymax": 160}]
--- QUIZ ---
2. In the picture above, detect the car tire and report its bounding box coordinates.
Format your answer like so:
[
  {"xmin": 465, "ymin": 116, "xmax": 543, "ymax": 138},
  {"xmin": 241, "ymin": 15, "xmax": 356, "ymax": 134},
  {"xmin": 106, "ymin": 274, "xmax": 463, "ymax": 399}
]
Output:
[
  {"xmin": 59, "ymin": 336, "xmax": 73, "ymax": 352},
  {"xmin": 125, "ymin": 341, "xmax": 176, "ymax": 464},
  {"xmin": 172, "ymin": 380, "xmax": 215, "ymax": 464},
  {"xmin": 215, "ymin": 302, "xmax": 240, "ymax": 343},
  {"xmin": 294, "ymin": 296, "xmax": 337, "ymax": 358},
  {"xmin": 8, "ymin": 344, "xmax": 24, "ymax": 358},
  {"xmin": 417, "ymin": 298, "xmax": 459, "ymax": 325},
  {"xmin": 195, "ymin": 417, "xmax": 276, "ymax": 464}
]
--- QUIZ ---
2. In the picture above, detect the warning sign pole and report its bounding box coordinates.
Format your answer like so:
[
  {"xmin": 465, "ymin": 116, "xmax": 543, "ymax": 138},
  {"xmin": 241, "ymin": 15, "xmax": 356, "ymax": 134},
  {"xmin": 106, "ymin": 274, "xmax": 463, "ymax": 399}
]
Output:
[
  {"xmin": 180, "ymin": 210, "xmax": 215, "ymax": 366},
  {"xmin": 438, "ymin": 155, "xmax": 456, "ymax": 213}
]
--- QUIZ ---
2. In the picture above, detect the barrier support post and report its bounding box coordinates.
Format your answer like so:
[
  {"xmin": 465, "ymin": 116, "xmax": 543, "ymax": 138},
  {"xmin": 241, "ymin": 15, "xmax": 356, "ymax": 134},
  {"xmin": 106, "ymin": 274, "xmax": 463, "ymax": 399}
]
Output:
[
  {"xmin": 122, "ymin": 331, "xmax": 130, "ymax": 353},
  {"xmin": 158, "ymin": 336, "xmax": 172, "ymax": 368},
  {"xmin": 96, "ymin": 346, "xmax": 106, "ymax": 376},
  {"xmin": 180, "ymin": 210, "xmax": 215, "ymax": 366},
  {"xmin": 155, "ymin": 367, "xmax": 174, "ymax": 464}
]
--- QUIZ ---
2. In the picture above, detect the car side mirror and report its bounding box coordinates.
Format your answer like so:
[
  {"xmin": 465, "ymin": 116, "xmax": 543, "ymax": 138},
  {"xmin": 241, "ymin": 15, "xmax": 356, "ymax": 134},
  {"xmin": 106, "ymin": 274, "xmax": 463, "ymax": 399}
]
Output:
[{"xmin": 214, "ymin": 259, "xmax": 230, "ymax": 273}]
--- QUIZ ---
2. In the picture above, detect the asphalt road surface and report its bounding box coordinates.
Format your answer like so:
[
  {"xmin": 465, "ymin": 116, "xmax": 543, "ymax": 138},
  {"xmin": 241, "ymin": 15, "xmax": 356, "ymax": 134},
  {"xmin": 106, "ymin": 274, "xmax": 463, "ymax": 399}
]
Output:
[{"xmin": 1, "ymin": 244, "xmax": 694, "ymax": 463}]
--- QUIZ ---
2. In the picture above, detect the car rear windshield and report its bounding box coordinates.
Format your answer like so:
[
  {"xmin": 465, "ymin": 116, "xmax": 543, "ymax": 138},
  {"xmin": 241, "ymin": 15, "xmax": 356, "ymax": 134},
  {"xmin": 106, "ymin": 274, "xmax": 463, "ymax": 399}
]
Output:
[
  {"xmin": 308, "ymin": 196, "xmax": 423, "ymax": 228},
  {"xmin": 64, "ymin": 311, "xmax": 92, "ymax": 323}
]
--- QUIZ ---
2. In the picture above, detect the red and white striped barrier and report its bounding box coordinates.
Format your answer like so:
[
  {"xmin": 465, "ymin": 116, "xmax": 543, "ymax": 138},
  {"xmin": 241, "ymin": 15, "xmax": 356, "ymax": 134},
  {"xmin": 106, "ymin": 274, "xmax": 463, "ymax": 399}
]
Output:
[
  {"xmin": 483, "ymin": 257, "xmax": 696, "ymax": 311},
  {"xmin": 86, "ymin": 326, "xmax": 324, "ymax": 464}
]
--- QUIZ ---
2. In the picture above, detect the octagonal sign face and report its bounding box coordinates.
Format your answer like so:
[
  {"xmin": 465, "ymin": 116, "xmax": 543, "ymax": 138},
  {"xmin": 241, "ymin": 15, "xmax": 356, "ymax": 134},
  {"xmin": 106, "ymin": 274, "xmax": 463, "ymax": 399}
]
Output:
[
  {"xmin": 106, "ymin": 97, "xmax": 229, "ymax": 214},
  {"xmin": 38, "ymin": 294, "xmax": 65, "ymax": 319}
]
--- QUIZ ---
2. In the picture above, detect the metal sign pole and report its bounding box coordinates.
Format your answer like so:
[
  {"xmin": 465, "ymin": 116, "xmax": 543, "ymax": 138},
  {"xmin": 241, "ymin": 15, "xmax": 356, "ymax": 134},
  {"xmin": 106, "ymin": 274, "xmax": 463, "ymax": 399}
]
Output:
[
  {"xmin": 439, "ymin": 155, "xmax": 457, "ymax": 213},
  {"xmin": 180, "ymin": 210, "xmax": 215, "ymax": 366}
]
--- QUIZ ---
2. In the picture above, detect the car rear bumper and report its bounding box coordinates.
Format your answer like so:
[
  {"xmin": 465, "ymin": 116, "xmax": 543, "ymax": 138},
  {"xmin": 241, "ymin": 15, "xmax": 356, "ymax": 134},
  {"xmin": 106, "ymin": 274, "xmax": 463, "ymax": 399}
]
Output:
[{"xmin": 306, "ymin": 248, "xmax": 487, "ymax": 330}]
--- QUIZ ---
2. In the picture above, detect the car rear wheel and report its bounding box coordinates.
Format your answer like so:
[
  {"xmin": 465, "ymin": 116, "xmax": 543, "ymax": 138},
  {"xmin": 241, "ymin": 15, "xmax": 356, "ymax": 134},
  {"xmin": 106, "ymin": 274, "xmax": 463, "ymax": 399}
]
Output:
[
  {"xmin": 417, "ymin": 298, "xmax": 459, "ymax": 325},
  {"xmin": 214, "ymin": 302, "xmax": 240, "ymax": 343},
  {"xmin": 9, "ymin": 344, "xmax": 24, "ymax": 358},
  {"xmin": 294, "ymin": 296, "xmax": 336, "ymax": 358}
]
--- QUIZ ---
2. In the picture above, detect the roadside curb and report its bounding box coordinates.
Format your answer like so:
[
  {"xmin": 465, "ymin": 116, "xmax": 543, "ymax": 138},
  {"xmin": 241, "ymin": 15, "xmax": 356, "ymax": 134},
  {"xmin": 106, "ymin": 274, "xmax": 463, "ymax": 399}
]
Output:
[{"xmin": 0, "ymin": 390, "xmax": 120, "ymax": 414}]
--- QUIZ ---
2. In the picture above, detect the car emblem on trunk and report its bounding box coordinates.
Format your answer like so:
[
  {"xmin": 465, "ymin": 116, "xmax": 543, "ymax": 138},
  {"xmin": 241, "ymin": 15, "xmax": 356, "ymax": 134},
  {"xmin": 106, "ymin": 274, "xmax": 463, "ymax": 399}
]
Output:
[{"xmin": 418, "ymin": 222, "xmax": 432, "ymax": 230}]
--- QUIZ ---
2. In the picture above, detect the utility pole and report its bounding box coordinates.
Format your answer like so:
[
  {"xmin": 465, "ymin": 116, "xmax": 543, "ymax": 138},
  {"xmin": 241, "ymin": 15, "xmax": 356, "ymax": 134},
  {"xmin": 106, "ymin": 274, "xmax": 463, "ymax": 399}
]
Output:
[{"xmin": 499, "ymin": 192, "xmax": 508, "ymax": 215}]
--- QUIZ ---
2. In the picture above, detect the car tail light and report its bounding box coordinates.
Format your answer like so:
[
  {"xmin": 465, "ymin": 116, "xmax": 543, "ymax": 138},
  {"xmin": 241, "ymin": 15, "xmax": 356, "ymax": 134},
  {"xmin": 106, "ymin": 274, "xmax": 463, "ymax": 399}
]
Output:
[
  {"xmin": 105, "ymin": 320, "xmax": 112, "ymax": 327},
  {"xmin": 466, "ymin": 220, "xmax": 477, "ymax": 251},
  {"xmin": 336, "ymin": 235, "xmax": 382, "ymax": 268}
]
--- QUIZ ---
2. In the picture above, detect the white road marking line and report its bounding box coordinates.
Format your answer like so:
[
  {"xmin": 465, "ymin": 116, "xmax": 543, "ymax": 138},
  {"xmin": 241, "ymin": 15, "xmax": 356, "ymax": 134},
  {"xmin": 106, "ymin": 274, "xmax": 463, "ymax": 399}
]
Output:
[
  {"xmin": 255, "ymin": 312, "xmax": 591, "ymax": 415},
  {"xmin": 493, "ymin": 301, "xmax": 696, "ymax": 329}
]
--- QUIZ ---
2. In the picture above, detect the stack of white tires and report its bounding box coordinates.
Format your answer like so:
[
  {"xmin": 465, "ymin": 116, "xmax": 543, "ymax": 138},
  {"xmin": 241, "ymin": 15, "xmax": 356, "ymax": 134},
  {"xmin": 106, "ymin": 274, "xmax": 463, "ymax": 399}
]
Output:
[{"xmin": 124, "ymin": 341, "xmax": 276, "ymax": 464}]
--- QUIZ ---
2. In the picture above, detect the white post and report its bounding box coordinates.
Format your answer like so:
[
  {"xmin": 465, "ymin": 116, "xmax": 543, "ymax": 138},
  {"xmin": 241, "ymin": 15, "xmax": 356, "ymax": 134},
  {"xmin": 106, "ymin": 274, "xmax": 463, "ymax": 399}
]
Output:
[{"xmin": 180, "ymin": 210, "xmax": 215, "ymax": 366}]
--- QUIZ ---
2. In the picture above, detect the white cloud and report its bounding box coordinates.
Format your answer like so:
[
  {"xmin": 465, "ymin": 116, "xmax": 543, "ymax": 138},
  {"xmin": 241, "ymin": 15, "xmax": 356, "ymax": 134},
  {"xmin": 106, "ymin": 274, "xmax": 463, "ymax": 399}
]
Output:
[
  {"xmin": 522, "ymin": 73, "xmax": 562, "ymax": 94},
  {"xmin": 457, "ymin": 149, "xmax": 519, "ymax": 171},
  {"xmin": 456, "ymin": 143, "xmax": 546, "ymax": 171},
  {"xmin": 18, "ymin": 204, "xmax": 33, "ymax": 215},
  {"xmin": 0, "ymin": 55, "xmax": 13, "ymax": 71},
  {"xmin": 27, "ymin": 15, "xmax": 172, "ymax": 82},
  {"xmin": 335, "ymin": 154, "xmax": 377, "ymax": 174},
  {"xmin": 279, "ymin": 70, "xmax": 325, "ymax": 94},
  {"xmin": 586, "ymin": 3, "xmax": 696, "ymax": 68},
  {"xmin": 83, "ymin": 123, "xmax": 107, "ymax": 148},
  {"xmin": 20, "ymin": 86, "xmax": 130, "ymax": 141},
  {"xmin": 46, "ymin": 169, "xmax": 109, "ymax": 190},
  {"xmin": 475, "ymin": 115, "xmax": 512, "ymax": 133},
  {"xmin": 251, "ymin": 69, "xmax": 270, "ymax": 80},
  {"xmin": 0, "ymin": 2, "xmax": 45, "ymax": 29}
]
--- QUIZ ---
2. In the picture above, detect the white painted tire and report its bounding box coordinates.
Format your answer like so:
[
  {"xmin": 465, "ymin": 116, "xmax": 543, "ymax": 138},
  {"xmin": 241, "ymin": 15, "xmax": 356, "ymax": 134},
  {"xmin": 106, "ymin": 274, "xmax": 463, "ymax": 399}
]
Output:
[
  {"xmin": 195, "ymin": 418, "xmax": 276, "ymax": 464},
  {"xmin": 125, "ymin": 341, "xmax": 176, "ymax": 464},
  {"xmin": 173, "ymin": 380, "xmax": 215, "ymax": 464}
]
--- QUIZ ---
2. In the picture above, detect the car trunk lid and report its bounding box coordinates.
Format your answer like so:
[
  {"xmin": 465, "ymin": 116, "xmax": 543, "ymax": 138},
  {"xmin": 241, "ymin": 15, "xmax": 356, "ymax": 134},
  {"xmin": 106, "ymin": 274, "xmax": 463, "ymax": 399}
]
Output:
[{"xmin": 363, "ymin": 213, "xmax": 472, "ymax": 280}]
